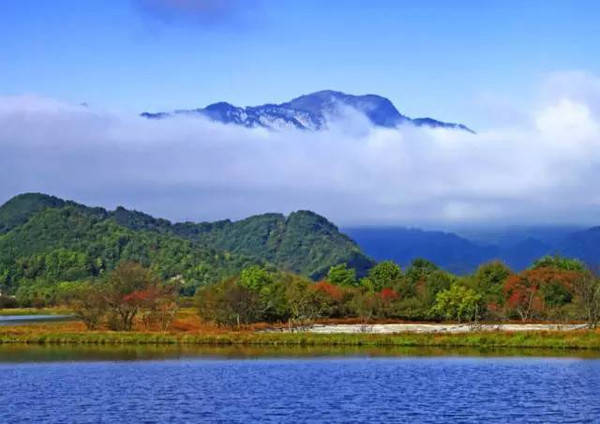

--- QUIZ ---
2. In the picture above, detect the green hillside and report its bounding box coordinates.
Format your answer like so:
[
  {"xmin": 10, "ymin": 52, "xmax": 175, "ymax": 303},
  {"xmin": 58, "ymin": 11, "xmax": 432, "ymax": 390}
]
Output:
[
  {"xmin": 0, "ymin": 193, "xmax": 374, "ymax": 295},
  {"xmin": 170, "ymin": 210, "xmax": 373, "ymax": 278}
]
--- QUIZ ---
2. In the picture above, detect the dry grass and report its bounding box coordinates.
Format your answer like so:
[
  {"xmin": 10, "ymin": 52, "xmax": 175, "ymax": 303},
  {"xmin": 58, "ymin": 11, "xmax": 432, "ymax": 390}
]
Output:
[
  {"xmin": 0, "ymin": 307, "xmax": 72, "ymax": 316},
  {"xmin": 2, "ymin": 307, "xmax": 600, "ymax": 350},
  {"xmin": 2, "ymin": 320, "xmax": 600, "ymax": 351}
]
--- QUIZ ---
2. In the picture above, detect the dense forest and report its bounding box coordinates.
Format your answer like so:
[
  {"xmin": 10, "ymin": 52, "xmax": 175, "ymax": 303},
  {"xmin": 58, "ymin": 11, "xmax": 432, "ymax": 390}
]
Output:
[{"xmin": 0, "ymin": 193, "xmax": 373, "ymax": 300}]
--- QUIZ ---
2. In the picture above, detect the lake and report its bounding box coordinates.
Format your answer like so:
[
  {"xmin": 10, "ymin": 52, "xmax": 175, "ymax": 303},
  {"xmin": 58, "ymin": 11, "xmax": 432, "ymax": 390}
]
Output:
[
  {"xmin": 0, "ymin": 314, "xmax": 74, "ymax": 325},
  {"xmin": 1, "ymin": 346, "xmax": 599, "ymax": 423}
]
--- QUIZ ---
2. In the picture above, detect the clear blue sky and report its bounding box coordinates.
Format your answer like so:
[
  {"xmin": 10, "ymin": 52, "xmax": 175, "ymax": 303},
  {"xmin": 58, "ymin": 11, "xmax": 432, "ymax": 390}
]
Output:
[{"xmin": 1, "ymin": 0, "xmax": 599, "ymax": 127}]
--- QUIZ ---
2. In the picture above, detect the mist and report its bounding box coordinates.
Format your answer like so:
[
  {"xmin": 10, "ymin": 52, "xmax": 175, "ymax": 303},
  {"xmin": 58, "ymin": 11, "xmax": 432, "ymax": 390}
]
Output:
[{"xmin": 1, "ymin": 71, "xmax": 600, "ymax": 227}]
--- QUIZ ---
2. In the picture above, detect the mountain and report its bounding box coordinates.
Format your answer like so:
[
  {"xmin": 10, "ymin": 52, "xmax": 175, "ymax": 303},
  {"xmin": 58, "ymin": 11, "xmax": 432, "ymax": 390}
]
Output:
[
  {"xmin": 345, "ymin": 227, "xmax": 498, "ymax": 274},
  {"xmin": 112, "ymin": 206, "xmax": 374, "ymax": 278},
  {"xmin": 141, "ymin": 90, "xmax": 474, "ymax": 133},
  {"xmin": 0, "ymin": 193, "xmax": 374, "ymax": 294},
  {"xmin": 561, "ymin": 227, "xmax": 600, "ymax": 266},
  {"xmin": 0, "ymin": 193, "xmax": 66, "ymax": 234},
  {"xmin": 456, "ymin": 226, "xmax": 582, "ymax": 249},
  {"xmin": 499, "ymin": 238, "xmax": 555, "ymax": 271},
  {"xmin": 345, "ymin": 225, "xmax": 600, "ymax": 274}
]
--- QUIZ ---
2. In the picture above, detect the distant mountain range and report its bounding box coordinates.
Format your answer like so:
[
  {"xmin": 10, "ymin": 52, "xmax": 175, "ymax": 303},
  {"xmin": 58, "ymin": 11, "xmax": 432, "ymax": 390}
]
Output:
[
  {"xmin": 345, "ymin": 226, "xmax": 600, "ymax": 274},
  {"xmin": 141, "ymin": 90, "xmax": 474, "ymax": 133}
]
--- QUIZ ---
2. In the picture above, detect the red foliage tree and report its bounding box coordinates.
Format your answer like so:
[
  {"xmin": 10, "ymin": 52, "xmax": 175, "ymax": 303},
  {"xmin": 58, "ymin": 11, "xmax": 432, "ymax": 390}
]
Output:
[
  {"xmin": 378, "ymin": 288, "xmax": 399, "ymax": 303},
  {"xmin": 313, "ymin": 281, "xmax": 344, "ymax": 302},
  {"xmin": 503, "ymin": 267, "xmax": 581, "ymax": 321}
]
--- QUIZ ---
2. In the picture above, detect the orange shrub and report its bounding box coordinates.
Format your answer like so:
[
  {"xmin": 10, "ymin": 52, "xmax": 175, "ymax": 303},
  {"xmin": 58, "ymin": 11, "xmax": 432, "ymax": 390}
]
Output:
[
  {"xmin": 378, "ymin": 288, "xmax": 399, "ymax": 303},
  {"xmin": 313, "ymin": 281, "xmax": 344, "ymax": 301}
]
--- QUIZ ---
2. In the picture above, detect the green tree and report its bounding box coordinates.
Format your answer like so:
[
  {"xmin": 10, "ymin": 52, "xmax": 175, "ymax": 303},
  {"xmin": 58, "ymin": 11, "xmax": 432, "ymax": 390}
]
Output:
[
  {"xmin": 472, "ymin": 261, "xmax": 512, "ymax": 305},
  {"xmin": 431, "ymin": 284, "xmax": 484, "ymax": 322},
  {"xmin": 405, "ymin": 258, "xmax": 438, "ymax": 284},
  {"xmin": 423, "ymin": 270, "xmax": 455, "ymax": 306},
  {"xmin": 258, "ymin": 279, "xmax": 289, "ymax": 322},
  {"xmin": 239, "ymin": 265, "xmax": 273, "ymax": 291},
  {"xmin": 327, "ymin": 264, "xmax": 357, "ymax": 287},
  {"xmin": 531, "ymin": 255, "xmax": 585, "ymax": 272},
  {"xmin": 366, "ymin": 261, "xmax": 402, "ymax": 291}
]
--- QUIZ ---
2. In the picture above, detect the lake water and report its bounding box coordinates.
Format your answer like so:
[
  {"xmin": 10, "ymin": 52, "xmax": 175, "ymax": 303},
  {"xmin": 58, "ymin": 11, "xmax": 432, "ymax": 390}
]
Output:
[
  {"xmin": 0, "ymin": 314, "xmax": 74, "ymax": 325},
  {"xmin": 1, "ymin": 346, "xmax": 599, "ymax": 423}
]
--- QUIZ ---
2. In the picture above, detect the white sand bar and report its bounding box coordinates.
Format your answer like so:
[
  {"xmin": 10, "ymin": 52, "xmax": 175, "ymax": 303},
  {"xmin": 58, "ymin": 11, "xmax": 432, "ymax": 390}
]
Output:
[{"xmin": 292, "ymin": 323, "xmax": 590, "ymax": 334}]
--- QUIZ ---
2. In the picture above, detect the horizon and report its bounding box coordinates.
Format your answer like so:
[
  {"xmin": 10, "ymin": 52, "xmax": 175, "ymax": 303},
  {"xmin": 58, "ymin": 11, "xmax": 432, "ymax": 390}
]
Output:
[{"xmin": 2, "ymin": 1, "xmax": 600, "ymax": 228}]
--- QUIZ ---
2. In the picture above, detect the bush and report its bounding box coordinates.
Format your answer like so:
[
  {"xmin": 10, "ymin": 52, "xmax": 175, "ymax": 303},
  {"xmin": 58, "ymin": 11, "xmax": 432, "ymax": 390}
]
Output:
[{"xmin": 0, "ymin": 295, "xmax": 17, "ymax": 308}]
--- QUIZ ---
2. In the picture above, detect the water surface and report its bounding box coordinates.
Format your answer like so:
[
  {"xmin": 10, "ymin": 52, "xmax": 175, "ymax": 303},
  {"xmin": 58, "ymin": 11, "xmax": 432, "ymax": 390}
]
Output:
[
  {"xmin": 0, "ymin": 314, "xmax": 73, "ymax": 325},
  {"xmin": 1, "ymin": 346, "xmax": 599, "ymax": 423}
]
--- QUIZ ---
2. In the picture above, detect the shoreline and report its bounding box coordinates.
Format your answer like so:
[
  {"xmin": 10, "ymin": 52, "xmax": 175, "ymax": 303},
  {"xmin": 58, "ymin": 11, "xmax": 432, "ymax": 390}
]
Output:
[
  {"xmin": 2, "ymin": 329, "xmax": 600, "ymax": 350},
  {"xmin": 285, "ymin": 323, "xmax": 589, "ymax": 334}
]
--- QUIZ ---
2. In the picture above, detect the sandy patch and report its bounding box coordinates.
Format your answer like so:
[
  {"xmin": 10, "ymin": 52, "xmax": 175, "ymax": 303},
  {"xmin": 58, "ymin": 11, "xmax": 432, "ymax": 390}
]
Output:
[{"xmin": 277, "ymin": 323, "xmax": 589, "ymax": 334}]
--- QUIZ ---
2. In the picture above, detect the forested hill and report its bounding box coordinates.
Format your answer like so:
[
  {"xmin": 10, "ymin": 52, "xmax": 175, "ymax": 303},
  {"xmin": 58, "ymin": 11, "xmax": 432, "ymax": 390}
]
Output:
[{"xmin": 0, "ymin": 193, "xmax": 374, "ymax": 295}]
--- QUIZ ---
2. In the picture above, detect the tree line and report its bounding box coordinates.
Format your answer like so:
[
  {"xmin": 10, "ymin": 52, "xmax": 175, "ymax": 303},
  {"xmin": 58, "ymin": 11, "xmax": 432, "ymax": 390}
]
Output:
[
  {"xmin": 2, "ymin": 255, "xmax": 600, "ymax": 330},
  {"xmin": 197, "ymin": 256, "xmax": 600, "ymax": 328}
]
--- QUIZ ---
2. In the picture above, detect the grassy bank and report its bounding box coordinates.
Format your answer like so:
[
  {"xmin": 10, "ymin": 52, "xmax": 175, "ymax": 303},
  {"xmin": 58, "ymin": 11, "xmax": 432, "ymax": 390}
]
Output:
[
  {"xmin": 2, "ymin": 310, "xmax": 600, "ymax": 350},
  {"xmin": 2, "ymin": 326, "xmax": 600, "ymax": 350},
  {"xmin": 0, "ymin": 307, "xmax": 72, "ymax": 316}
]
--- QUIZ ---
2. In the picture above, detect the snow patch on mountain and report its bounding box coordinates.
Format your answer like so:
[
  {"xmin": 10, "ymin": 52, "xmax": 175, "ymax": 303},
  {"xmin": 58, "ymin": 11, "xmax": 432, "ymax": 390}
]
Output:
[{"xmin": 141, "ymin": 90, "xmax": 474, "ymax": 133}]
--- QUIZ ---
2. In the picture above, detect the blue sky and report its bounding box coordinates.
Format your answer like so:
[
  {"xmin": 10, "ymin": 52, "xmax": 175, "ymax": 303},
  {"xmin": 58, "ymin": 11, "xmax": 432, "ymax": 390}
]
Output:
[
  {"xmin": 2, "ymin": 1, "xmax": 600, "ymax": 226},
  {"xmin": 2, "ymin": 0, "xmax": 599, "ymax": 128}
]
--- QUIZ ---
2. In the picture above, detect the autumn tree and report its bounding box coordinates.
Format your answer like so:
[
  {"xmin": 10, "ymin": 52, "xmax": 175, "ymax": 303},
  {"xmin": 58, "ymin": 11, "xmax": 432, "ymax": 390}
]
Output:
[
  {"xmin": 138, "ymin": 281, "xmax": 179, "ymax": 331},
  {"xmin": 59, "ymin": 281, "xmax": 106, "ymax": 330},
  {"xmin": 350, "ymin": 291, "xmax": 379, "ymax": 323},
  {"xmin": 504, "ymin": 267, "xmax": 580, "ymax": 321},
  {"xmin": 196, "ymin": 278, "xmax": 260, "ymax": 327},
  {"xmin": 312, "ymin": 281, "xmax": 345, "ymax": 316},
  {"xmin": 285, "ymin": 277, "xmax": 326, "ymax": 328},
  {"xmin": 377, "ymin": 287, "xmax": 400, "ymax": 317},
  {"xmin": 102, "ymin": 262, "xmax": 163, "ymax": 331},
  {"xmin": 571, "ymin": 272, "xmax": 600, "ymax": 328}
]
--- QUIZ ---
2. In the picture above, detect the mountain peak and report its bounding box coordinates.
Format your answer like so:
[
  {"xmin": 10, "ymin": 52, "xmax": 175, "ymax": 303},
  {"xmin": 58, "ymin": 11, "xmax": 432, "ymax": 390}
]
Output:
[
  {"xmin": 140, "ymin": 90, "xmax": 474, "ymax": 133},
  {"xmin": 0, "ymin": 193, "xmax": 66, "ymax": 234}
]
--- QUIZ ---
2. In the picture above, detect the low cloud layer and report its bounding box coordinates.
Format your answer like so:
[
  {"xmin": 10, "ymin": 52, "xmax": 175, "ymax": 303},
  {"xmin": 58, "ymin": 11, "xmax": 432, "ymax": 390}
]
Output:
[{"xmin": 2, "ymin": 71, "xmax": 600, "ymax": 227}]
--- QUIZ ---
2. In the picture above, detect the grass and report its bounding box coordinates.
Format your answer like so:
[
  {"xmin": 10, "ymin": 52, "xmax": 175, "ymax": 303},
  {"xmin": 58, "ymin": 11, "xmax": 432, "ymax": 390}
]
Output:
[
  {"xmin": 0, "ymin": 307, "xmax": 72, "ymax": 316},
  {"xmin": 2, "ymin": 322, "xmax": 600, "ymax": 350},
  {"xmin": 2, "ymin": 308, "xmax": 600, "ymax": 351}
]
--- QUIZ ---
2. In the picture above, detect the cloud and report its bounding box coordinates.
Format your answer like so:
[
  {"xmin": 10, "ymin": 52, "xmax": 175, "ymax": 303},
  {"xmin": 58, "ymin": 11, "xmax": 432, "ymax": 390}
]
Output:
[
  {"xmin": 1, "ymin": 72, "xmax": 600, "ymax": 227},
  {"xmin": 133, "ymin": 0, "xmax": 259, "ymax": 26}
]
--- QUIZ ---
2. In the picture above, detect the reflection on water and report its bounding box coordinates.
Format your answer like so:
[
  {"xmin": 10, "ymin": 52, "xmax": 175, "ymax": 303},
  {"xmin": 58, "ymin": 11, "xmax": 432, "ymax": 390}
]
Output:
[{"xmin": 1, "ymin": 344, "xmax": 600, "ymax": 362}]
